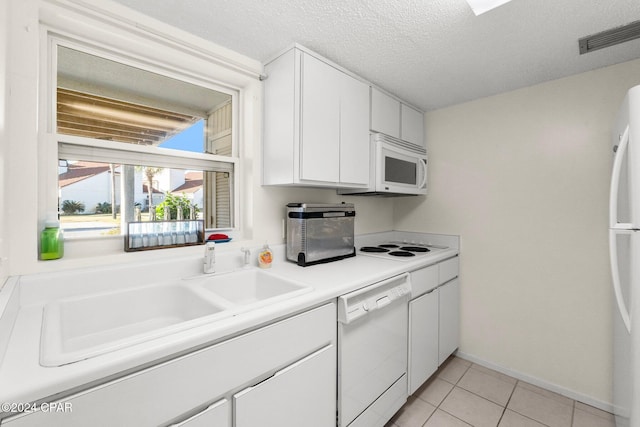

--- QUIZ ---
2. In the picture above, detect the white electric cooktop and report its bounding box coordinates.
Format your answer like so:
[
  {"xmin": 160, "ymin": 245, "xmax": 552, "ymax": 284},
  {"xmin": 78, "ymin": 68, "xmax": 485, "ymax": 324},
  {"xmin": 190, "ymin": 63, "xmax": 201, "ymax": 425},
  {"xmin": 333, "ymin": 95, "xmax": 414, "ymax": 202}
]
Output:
[{"xmin": 357, "ymin": 241, "xmax": 449, "ymax": 262}]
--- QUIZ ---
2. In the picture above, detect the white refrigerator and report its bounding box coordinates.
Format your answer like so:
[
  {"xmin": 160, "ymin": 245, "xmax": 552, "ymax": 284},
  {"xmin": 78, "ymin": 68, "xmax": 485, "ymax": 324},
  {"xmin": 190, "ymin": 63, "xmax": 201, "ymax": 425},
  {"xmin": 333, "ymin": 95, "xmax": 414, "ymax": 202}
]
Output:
[{"xmin": 610, "ymin": 85, "xmax": 640, "ymax": 427}]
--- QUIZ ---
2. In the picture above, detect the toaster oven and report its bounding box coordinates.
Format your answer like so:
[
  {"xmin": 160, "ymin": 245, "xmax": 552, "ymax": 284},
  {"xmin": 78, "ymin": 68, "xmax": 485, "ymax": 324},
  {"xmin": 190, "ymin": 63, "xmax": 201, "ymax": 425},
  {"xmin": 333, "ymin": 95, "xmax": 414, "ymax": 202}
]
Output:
[{"xmin": 286, "ymin": 203, "xmax": 356, "ymax": 266}]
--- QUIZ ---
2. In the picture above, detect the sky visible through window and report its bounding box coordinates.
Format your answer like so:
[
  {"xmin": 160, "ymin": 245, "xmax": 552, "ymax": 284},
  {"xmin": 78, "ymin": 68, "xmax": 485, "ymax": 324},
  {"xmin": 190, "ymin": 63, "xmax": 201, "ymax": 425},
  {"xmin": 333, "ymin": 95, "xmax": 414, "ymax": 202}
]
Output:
[{"xmin": 158, "ymin": 120, "xmax": 205, "ymax": 153}]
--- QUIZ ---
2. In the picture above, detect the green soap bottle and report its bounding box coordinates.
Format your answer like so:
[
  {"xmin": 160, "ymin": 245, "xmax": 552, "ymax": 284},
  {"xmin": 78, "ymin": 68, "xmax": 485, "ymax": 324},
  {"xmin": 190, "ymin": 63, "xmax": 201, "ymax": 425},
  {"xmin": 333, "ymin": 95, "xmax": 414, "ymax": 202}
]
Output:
[{"xmin": 40, "ymin": 215, "xmax": 64, "ymax": 260}]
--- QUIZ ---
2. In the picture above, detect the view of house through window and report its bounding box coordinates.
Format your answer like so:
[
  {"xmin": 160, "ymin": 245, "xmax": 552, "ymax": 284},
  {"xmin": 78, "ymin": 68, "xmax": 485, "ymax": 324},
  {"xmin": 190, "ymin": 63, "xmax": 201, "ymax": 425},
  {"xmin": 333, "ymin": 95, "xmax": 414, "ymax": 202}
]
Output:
[
  {"xmin": 58, "ymin": 160, "xmax": 232, "ymax": 237},
  {"xmin": 56, "ymin": 46, "xmax": 236, "ymax": 237}
]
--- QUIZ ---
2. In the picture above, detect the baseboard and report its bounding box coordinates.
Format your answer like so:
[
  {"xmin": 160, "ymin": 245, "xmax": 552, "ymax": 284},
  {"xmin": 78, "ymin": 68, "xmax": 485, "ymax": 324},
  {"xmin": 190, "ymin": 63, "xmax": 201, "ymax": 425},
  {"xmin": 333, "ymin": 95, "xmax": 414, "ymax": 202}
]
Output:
[{"xmin": 455, "ymin": 350, "xmax": 614, "ymax": 414}]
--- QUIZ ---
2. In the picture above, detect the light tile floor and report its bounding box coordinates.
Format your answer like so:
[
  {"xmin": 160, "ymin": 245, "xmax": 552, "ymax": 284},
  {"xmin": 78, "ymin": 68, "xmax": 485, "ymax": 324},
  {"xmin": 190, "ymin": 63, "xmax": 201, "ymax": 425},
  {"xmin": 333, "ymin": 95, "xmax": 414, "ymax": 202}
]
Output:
[{"xmin": 386, "ymin": 357, "xmax": 615, "ymax": 427}]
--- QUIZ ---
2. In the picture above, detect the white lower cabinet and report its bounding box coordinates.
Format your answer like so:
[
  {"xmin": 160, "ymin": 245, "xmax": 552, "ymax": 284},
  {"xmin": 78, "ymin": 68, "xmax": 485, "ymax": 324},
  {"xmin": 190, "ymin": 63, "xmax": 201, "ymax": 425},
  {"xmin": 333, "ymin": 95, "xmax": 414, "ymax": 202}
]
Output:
[
  {"xmin": 170, "ymin": 399, "xmax": 230, "ymax": 427},
  {"xmin": 2, "ymin": 303, "xmax": 336, "ymax": 427},
  {"xmin": 408, "ymin": 289, "xmax": 439, "ymax": 395},
  {"xmin": 438, "ymin": 278, "xmax": 460, "ymax": 365},
  {"xmin": 407, "ymin": 257, "xmax": 460, "ymax": 395},
  {"xmin": 234, "ymin": 345, "xmax": 335, "ymax": 427}
]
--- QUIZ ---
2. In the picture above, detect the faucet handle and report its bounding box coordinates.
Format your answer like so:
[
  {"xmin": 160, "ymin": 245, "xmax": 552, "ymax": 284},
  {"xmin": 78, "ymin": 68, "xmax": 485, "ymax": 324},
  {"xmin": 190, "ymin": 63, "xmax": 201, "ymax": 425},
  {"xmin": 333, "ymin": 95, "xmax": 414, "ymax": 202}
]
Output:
[
  {"xmin": 240, "ymin": 247, "xmax": 251, "ymax": 266},
  {"xmin": 203, "ymin": 241, "xmax": 216, "ymax": 274}
]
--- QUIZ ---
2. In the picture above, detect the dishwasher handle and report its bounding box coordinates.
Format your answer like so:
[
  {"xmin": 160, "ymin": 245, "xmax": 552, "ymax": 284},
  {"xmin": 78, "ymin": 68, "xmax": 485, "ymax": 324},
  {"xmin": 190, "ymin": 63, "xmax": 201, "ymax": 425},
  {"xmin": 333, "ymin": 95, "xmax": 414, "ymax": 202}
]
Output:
[{"xmin": 337, "ymin": 273, "xmax": 411, "ymax": 324}]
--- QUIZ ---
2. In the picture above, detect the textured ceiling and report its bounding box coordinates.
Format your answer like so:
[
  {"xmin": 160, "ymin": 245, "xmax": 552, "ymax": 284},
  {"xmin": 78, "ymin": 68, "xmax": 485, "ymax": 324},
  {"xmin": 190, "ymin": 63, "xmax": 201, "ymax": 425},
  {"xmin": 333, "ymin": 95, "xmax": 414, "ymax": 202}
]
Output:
[{"xmin": 111, "ymin": 0, "xmax": 640, "ymax": 111}]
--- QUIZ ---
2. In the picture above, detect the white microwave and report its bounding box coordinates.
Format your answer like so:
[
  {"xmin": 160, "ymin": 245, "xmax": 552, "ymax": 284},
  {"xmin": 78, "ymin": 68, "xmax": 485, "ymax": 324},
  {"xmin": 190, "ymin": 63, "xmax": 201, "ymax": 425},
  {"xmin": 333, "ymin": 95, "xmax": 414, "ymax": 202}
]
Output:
[{"xmin": 340, "ymin": 133, "xmax": 427, "ymax": 196}]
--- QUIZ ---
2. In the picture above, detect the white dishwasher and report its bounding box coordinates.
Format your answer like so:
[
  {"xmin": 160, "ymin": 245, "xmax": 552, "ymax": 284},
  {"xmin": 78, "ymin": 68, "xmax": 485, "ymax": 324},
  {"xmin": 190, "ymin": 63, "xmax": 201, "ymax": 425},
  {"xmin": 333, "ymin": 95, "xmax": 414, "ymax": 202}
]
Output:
[{"xmin": 337, "ymin": 273, "xmax": 411, "ymax": 427}]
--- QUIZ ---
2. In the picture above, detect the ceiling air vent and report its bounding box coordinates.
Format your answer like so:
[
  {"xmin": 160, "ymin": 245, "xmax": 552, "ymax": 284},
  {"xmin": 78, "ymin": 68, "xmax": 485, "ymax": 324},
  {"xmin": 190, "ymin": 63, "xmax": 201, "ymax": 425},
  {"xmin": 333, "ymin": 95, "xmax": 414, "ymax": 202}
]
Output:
[{"xmin": 579, "ymin": 20, "xmax": 640, "ymax": 54}]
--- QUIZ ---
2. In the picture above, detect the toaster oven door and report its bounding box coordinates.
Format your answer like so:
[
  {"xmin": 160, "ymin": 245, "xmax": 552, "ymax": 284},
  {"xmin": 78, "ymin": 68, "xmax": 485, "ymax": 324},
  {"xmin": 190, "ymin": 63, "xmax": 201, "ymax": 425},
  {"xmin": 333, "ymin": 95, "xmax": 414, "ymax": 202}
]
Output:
[{"xmin": 290, "ymin": 216, "xmax": 355, "ymax": 266}]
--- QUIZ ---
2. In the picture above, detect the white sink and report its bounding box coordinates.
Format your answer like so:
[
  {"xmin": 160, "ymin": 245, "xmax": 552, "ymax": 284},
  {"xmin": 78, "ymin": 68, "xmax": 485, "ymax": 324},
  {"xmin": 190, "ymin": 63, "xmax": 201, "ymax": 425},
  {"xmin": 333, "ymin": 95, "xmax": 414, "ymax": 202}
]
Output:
[
  {"xmin": 197, "ymin": 269, "xmax": 312, "ymax": 306},
  {"xmin": 40, "ymin": 269, "xmax": 312, "ymax": 367},
  {"xmin": 40, "ymin": 284, "xmax": 227, "ymax": 367}
]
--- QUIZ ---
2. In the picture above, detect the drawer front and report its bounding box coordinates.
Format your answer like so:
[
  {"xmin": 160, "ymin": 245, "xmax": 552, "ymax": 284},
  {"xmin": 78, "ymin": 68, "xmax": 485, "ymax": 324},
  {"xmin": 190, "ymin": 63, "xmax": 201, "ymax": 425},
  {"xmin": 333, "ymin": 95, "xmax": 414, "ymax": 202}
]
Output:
[
  {"xmin": 170, "ymin": 399, "xmax": 229, "ymax": 427},
  {"xmin": 439, "ymin": 256, "xmax": 459, "ymax": 284},
  {"xmin": 234, "ymin": 345, "xmax": 336, "ymax": 427},
  {"xmin": 410, "ymin": 264, "xmax": 438, "ymax": 298},
  {"xmin": 4, "ymin": 303, "xmax": 336, "ymax": 427}
]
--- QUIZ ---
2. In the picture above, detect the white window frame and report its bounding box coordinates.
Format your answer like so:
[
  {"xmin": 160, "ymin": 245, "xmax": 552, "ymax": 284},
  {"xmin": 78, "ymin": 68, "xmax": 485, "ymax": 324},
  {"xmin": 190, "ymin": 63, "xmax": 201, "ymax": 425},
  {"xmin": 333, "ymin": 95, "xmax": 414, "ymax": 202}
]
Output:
[{"xmin": 42, "ymin": 35, "xmax": 241, "ymax": 243}]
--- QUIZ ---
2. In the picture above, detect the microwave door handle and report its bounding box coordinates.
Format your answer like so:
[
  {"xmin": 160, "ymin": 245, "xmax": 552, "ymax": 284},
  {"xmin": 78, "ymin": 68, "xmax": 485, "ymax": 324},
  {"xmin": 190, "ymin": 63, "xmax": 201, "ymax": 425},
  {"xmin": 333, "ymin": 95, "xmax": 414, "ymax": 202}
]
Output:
[{"xmin": 418, "ymin": 158, "xmax": 427, "ymax": 189}]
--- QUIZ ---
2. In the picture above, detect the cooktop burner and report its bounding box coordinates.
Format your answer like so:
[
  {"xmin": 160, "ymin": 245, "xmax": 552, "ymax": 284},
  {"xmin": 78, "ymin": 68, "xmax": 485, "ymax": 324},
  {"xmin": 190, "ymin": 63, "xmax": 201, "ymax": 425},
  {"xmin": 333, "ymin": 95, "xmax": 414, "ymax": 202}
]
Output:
[
  {"xmin": 358, "ymin": 241, "xmax": 447, "ymax": 262},
  {"xmin": 400, "ymin": 246, "xmax": 430, "ymax": 253},
  {"xmin": 360, "ymin": 246, "xmax": 390, "ymax": 253},
  {"xmin": 388, "ymin": 251, "xmax": 415, "ymax": 257}
]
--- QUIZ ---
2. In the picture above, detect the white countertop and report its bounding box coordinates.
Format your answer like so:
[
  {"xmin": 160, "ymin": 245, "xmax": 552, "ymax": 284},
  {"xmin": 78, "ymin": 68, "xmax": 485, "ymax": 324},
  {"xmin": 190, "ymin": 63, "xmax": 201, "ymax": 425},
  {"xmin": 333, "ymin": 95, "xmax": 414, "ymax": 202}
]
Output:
[{"xmin": 0, "ymin": 231, "xmax": 458, "ymax": 410}]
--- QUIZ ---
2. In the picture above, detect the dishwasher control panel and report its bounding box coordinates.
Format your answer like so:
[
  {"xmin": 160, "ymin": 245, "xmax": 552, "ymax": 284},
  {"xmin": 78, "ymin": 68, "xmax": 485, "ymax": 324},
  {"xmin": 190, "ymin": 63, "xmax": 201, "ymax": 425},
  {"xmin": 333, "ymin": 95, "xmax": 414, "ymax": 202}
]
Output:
[{"xmin": 337, "ymin": 273, "xmax": 411, "ymax": 324}]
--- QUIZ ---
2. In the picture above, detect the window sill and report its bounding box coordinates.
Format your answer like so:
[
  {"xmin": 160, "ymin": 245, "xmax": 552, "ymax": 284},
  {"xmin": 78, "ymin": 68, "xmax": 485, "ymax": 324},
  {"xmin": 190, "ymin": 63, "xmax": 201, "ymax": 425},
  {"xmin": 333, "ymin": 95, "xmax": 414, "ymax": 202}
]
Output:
[{"xmin": 36, "ymin": 231, "xmax": 252, "ymax": 275}]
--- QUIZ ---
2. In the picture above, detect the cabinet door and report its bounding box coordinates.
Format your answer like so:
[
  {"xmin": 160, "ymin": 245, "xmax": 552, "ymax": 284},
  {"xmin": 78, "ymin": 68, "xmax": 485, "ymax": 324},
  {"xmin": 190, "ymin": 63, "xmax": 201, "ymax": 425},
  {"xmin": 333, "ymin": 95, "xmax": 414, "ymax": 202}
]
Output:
[
  {"xmin": 370, "ymin": 87, "xmax": 400, "ymax": 138},
  {"xmin": 401, "ymin": 104, "xmax": 424, "ymax": 148},
  {"xmin": 339, "ymin": 73, "xmax": 369, "ymax": 186},
  {"xmin": 408, "ymin": 289, "xmax": 439, "ymax": 394},
  {"xmin": 438, "ymin": 279, "xmax": 460, "ymax": 365},
  {"xmin": 263, "ymin": 48, "xmax": 296, "ymax": 185},
  {"xmin": 300, "ymin": 52, "xmax": 341, "ymax": 183},
  {"xmin": 234, "ymin": 345, "xmax": 336, "ymax": 427}
]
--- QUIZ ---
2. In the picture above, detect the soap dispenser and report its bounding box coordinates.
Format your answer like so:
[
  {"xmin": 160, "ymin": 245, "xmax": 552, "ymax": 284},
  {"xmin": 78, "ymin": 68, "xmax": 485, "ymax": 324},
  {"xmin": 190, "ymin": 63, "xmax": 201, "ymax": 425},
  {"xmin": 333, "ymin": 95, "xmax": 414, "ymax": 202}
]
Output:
[
  {"xmin": 258, "ymin": 242, "xmax": 273, "ymax": 269},
  {"xmin": 40, "ymin": 213, "xmax": 64, "ymax": 260}
]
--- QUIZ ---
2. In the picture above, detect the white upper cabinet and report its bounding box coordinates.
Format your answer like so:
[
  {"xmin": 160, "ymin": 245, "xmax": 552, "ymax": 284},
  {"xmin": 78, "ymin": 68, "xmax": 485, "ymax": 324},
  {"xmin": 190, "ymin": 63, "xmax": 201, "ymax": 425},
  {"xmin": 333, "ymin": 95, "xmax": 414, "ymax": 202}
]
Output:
[
  {"xmin": 339, "ymin": 69, "xmax": 370, "ymax": 186},
  {"xmin": 370, "ymin": 87, "xmax": 401, "ymax": 139},
  {"xmin": 299, "ymin": 52, "xmax": 341, "ymax": 183},
  {"xmin": 263, "ymin": 46, "xmax": 369, "ymax": 188},
  {"xmin": 370, "ymin": 87, "xmax": 425, "ymax": 149},
  {"xmin": 401, "ymin": 104, "xmax": 425, "ymax": 148}
]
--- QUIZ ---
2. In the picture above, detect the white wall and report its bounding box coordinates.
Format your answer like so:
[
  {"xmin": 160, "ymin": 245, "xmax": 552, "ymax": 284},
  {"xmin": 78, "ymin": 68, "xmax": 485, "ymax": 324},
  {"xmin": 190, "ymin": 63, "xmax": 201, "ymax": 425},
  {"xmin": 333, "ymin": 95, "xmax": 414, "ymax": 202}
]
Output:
[
  {"xmin": 5, "ymin": 0, "xmax": 39, "ymax": 277},
  {"xmin": 0, "ymin": 0, "xmax": 8, "ymax": 285},
  {"xmin": 394, "ymin": 58, "xmax": 640, "ymax": 406},
  {"xmin": 61, "ymin": 173, "xmax": 116, "ymax": 214}
]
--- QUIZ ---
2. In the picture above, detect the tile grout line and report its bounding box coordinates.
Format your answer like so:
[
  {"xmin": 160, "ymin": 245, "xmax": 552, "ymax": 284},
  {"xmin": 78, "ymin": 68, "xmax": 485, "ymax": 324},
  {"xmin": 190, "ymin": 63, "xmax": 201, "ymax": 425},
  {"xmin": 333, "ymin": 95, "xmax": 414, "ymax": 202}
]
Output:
[
  {"xmin": 503, "ymin": 380, "xmax": 561, "ymax": 427},
  {"xmin": 423, "ymin": 358, "xmax": 607, "ymax": 427},
  {"xmin": 421, "ymin": 361, "xmax": 472, "ymax": 426},
  {"xmin": 416, "ymin": 358, "xmax": 614, "ymax": 427},
  {"xmin": 452, "ymin": 362, "xmax": 519, "ymax": 426},
  {"xmin": 495, "ymin": 378, "xmax": 519, "ymax": 426},
  {"xmin": 432, "ymin": 407, "xmax": 473, "ymax": 427}
]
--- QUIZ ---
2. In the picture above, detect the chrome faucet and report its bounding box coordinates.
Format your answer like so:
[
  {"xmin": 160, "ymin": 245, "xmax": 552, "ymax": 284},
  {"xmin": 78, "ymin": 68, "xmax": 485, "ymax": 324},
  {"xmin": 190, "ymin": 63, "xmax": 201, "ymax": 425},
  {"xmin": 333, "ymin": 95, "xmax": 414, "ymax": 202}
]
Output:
[
  {"xmin": 241, "ymin": 247, "xmax": 251, "ymax": 267},
  {"xmin": 204, "ymin": 241, "xmax": 216, "ymax": 274}
]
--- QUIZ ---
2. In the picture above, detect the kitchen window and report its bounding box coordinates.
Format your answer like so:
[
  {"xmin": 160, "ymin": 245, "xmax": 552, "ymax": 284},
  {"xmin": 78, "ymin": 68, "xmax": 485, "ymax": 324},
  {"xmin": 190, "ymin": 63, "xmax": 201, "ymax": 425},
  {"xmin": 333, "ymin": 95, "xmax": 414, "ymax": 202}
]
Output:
[{"xmin": 51, "ymin": 43, "xmax": 239, "ymax": 239}]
